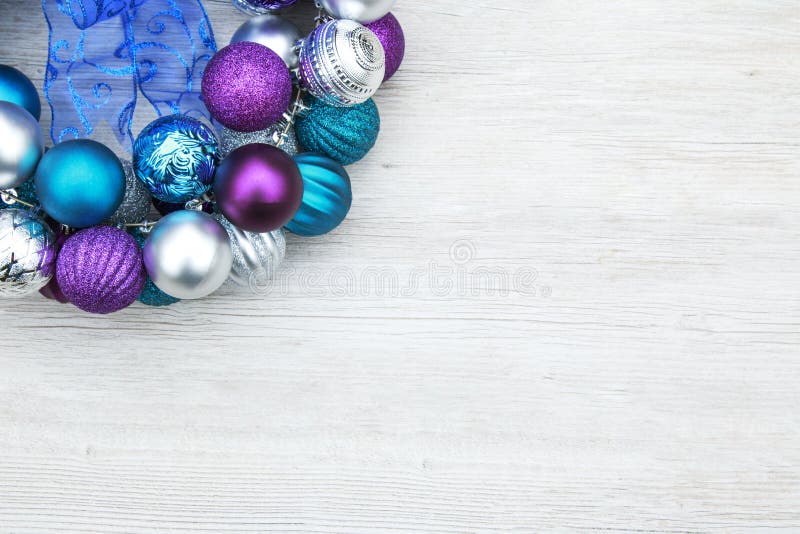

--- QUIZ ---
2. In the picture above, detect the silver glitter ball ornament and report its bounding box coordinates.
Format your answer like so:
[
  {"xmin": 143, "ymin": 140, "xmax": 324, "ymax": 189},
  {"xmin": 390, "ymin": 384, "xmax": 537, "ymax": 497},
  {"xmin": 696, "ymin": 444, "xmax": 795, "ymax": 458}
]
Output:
[
  {"xmin": 0, "ymin": 101, "xmax": 44, "ymax": 190},
  {"xmin": 213, "ymin": 213, "xmax": 286, "ymax": 292},
  {"xmin": 230, "ymin": 14, "xmax": 303, "ymax": 70},
  {"xmin": 218, "ymin": 124, "xmax": 299, "ymax": 158},
  {"xmin": 0, "ymin": 208, "xmax": 56, "ymax": 297},
  {"xmin": 107, "ymin": 160, "xmax": 152, "ymax": 225},
  {"xmin": 143, "ymin": 210, "xmax": 233, "ymax": 299},
  {"xmin": 299, "ymin": 19, "xmax": 385, "ymax": 107},
  {"xmin": 317, "ymin": 0, "xmax": 395, "ymax": 23}
]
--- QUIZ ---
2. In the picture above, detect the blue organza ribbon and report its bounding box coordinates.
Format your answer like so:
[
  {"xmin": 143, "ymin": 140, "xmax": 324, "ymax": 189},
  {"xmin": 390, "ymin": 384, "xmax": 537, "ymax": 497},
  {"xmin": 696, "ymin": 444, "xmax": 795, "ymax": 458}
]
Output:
[{"xmin": 43, "ymin": 0, "xmax": 217, "ymax": 153}]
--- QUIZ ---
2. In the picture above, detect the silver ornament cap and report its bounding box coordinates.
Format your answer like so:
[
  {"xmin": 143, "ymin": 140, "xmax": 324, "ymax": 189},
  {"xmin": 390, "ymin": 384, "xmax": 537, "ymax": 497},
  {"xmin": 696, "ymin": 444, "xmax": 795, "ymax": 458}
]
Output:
[
  {"xmin": 0, "ymin": 101, "xmax": 44, "ymax": 190},
  {"xmin": 317, "ymin": 0, "xmax": 396, "ymax": 24},
  {"xmin": 213, "ymin": 213, "xmax": 286, "ymax": 293},
  {"xmin": 143, "ymin": 210, "xmax": 233, "ymax": 300},
  {"xmin": 299, "ymin": 19, "xmax": 386, "ymax": 107},
  {"xmin": 0, "ymin": 208, "xmax": 56, "ymax": 297},
  {"xmin": 230, "ymin": 14, "xmax": 303, "ymax": 70}
]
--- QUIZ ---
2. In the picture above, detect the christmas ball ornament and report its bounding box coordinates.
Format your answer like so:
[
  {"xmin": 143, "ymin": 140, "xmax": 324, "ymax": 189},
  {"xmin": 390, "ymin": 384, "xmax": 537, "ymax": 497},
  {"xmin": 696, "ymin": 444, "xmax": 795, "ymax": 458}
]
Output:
[
  {"xmin": 317, "ymin": 0, "xmax": 396, "ymax": 24},
  {"xmin": 35, "ymin": 139, "xmax": 125, "ymax": 227},
  {"xmin": 39, "ymin": 231, "xmax": 69, "ymax": 303},
  {"xmin": 230, "ymin": 14, "xmax": 302, "ymax": 70},
  {"xmin": 202, "ymin": 42, "xmax": 293, "ymax": 132},
  {"xmin": 219, "ymin": 124, "xmax": 299, "ymax": 158},
  {"xmin": 213, "ymin": 213, "xmax": 286, "ymax": 290},
  {"xmin": 0, "ymin": 65, "xmax": 41, "ymax": 120},
  {"xmin": 365, "ymin": 13, "xmax": 404, "ymax": 81},
  {"xmin": 298, "ymin": 19, "xmax": 385, "ymax": 107},
  {"xmin": 107, "ymin": 160, "xmax": 152, "ymax": 225},
  {"xmin": 131, "ymin": 230, "xmax": 180, "ymax": 307},
  {"xmin": 214, "ymin": 143, "xmax": 303, "ymax": 233},
  {"xmin": 0, "ymin": 208, "xmax": 56, "ymax": 298},
  {"xmin": 143, "ymin": 210, "xmax": 233, "ymax": 300},
  {"xmin": 287, "ymin": 153, "xmax": 352, "ymax": 236},
  {"xmin": 233, "ymin": 0, "xmax": 298, "ymax": 15},
  {"xmin": 0, "ymin": 101, "xmax": 44, "ymax": 190},
  {"xmin": 295, "ymin": 96, "xmax": 379, "ymax": 165},
  {"xmin": 133, "ymin": 115, "xmax": 218, "ymax": 204},
  {"xmin": 56, "ymin": 226, "xmax": 145, "ymax": 314}
]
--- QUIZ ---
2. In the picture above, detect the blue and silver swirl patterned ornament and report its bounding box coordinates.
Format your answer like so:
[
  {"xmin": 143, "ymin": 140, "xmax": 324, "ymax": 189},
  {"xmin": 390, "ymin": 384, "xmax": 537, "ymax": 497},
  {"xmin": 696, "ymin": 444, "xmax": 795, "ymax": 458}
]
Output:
[
  {"xmin": 0, "ymin": 208, "xmax": 57, "ymax": 298},
  {"xmin": 286, "ymin": 153, "xmax": 352, "ymax": 237},
  {"xmin": 298, "ymin": 19, "xmax": 385, "ymax": 107},
  {"xmin": 233, "ymin": 0, "xmax": 298, "ymax": 15},
  {"xmin": 133, "ymin": 115, "xmax": 219, "ymax": 203},
  {"xmin": 295, "ymin": 96, "xmax": 380, "ymax": 165}
]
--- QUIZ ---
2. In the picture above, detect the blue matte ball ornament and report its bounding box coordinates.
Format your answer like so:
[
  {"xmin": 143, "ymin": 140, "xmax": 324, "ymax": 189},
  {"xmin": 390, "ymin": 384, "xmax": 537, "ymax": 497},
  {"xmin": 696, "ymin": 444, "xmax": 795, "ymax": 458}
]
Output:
[
  {"xmin": 0, "ymin": 65, "xmax": 41, "ymax": 121},
  {"xmin": 34, "ymin": 139, "xmax": 125, "ymax": 227},
  {"xmin": 133, "ymin": 114, "xmax": 219, "ymax": 204},
  {"xmin": 295, "ymin": 96, "xmax": 380, "ymax": 166},
  {"xmin": 286, "ymin": 153, "xmax": 352, "ymax": 237}
]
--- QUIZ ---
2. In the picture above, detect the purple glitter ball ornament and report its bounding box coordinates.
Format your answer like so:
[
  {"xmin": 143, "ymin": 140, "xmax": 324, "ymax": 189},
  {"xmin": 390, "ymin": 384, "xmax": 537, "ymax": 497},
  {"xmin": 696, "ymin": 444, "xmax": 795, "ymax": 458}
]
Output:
[
  {"xmin": 214, "ymin": 143, "xmax": 304, "ymax": 233},
  {"xmin": 365, "ymin": 13, "xmax": 405, "ymax": 81},
  {"xmin": 56, "ymin": 226, "xmax": 146, "ymax": 314},
  {"xmin": 202, "ymin": 42, "xmax": 293, "ymax": 133}
]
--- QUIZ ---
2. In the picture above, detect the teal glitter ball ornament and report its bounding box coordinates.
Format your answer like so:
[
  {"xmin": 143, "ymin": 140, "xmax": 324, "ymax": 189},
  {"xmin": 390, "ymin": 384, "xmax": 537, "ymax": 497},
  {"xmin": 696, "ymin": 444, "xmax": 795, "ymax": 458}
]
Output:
[
  {"xmin": 0, "ymin": 65, "xmax": 41, "ymax": 121},
  {"xmin": 295, "ymin": 96, "xmax": 380, "ymax": 166},
  {"xmin": 132, "ymin": 230, "xmax": 180, "ymax": 307},
  {"xmin": 133, "ymin": 115, "xmax": 219, "ymax": 204},
  {"xmin": 286, "ymin": 153, "xmax": 352, "ymax": 237}
]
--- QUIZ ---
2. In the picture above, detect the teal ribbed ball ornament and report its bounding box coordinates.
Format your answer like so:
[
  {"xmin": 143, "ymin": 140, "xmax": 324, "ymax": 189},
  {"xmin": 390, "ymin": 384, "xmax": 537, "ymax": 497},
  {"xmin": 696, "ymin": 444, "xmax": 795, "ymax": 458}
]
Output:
[
  {"xmin": 132, "ymin": 229, "xmax": 180, "ymax": 307},
  {"xmin": 295, "ymin": 96, "xmax": 380, "ymax": 166},
  {"xmin": 35, "ymin": 139, "xmax": 125, "ymax": 228},
  {"xmin": 0, "ymin": 65, "xmax": 41, "ymax": 121},
  {"xmin": 286, "ymin": 153, "xmax": 352, "ymax": 237}
]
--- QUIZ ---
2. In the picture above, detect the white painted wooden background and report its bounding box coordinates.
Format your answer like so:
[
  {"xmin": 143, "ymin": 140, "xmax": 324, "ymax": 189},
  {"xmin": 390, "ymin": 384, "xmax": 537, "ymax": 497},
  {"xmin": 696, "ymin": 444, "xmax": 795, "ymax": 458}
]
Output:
[{"xmin": 1, "ymin": 0, "xmax": 799, "ymax": 531}]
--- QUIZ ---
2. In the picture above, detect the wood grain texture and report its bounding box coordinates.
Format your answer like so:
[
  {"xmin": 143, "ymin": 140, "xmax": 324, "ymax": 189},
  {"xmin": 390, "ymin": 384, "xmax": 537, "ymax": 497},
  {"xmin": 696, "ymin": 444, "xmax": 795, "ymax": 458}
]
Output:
[{"xmin": 1, "ymin": 0, "xmax": 800, "ymax": 531}]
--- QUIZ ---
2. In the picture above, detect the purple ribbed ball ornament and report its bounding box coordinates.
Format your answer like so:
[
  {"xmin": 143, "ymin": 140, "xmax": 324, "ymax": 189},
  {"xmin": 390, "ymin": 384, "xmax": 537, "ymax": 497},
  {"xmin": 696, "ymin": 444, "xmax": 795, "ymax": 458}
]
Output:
[
  {"xmin": 214, "ymin": 143, "xmax": 304, "ymax": 233},
  {"xmin": 56, "ymin": 226, "xmax": 146, "ymax": 314},
  {"xmin": 202, "ymin": 42, "xmax": 292, "ymax": 132},
  {"xmin": 365, "ymin": 13, "xmax": 405, "ymax": 81}
]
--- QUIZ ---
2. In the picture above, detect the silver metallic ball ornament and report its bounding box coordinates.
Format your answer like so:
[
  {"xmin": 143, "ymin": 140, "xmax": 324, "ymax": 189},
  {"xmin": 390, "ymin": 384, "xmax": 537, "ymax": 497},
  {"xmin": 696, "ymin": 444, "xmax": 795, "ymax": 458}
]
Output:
[
  {"xmin": 0, "ymin": 101, "xmax": 44, "ymax": 190},
  {"xmin": 213, "ymin": 213, "xmax": 286, "ymax": 291},
  {"xmin": 299, "ymin": 19, "xmax": 386, "ymax": 107},
  {"xmin": 230, "ymin": 14, "xmax": 303, "ymax": 70},
  {"xmin": 0, "ymin": 208, "xmax": 56, "ymax": 297},
  {"xmin": 317, "ymin": 0, "xmax": 396, "ymax": 23},
  {"xmin": 218, "ymin": 124, "xmax": 299, "ymax": 158},
  {"xmin": 107, "ymin": 160, "xmax": 152, "ymax": 225},
  {"xmin": 143, "ymin": 210, "xmax": 233, "ymax": 299}
]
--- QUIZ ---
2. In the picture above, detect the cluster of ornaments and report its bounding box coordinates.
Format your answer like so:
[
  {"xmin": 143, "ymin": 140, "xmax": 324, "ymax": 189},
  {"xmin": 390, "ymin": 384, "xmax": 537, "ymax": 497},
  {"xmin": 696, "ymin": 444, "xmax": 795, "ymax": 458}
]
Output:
[{"xmin": 0, "ymin": 0, "xmax": 404, "ymax": 313}]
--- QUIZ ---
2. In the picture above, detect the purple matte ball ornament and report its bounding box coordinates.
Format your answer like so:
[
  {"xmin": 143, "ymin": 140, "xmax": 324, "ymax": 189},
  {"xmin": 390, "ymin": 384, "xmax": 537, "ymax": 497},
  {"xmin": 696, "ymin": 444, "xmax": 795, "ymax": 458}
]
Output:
[
  {"xmin": 365, "ymin": 13, "xmax": 405, "ymax": 81},
  {"xmin": 214, "ymin": 143, "xmax": 304, "ymax": 233},
  {"xmin": 56, "ymin": 226, "xmax": 146, "ymax": 314},
  {"xmin": 202, "ymin": 42, "xmax": 293, "ymax": 133}
]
